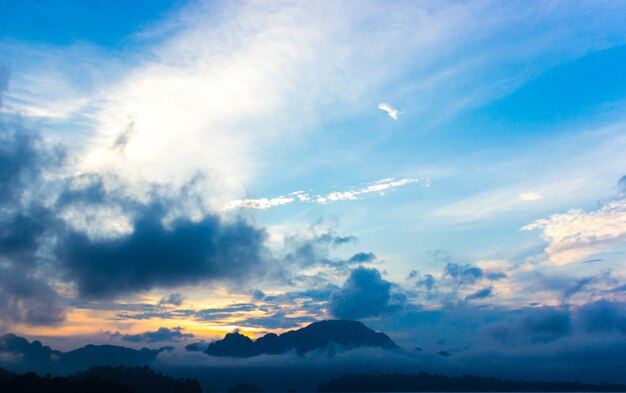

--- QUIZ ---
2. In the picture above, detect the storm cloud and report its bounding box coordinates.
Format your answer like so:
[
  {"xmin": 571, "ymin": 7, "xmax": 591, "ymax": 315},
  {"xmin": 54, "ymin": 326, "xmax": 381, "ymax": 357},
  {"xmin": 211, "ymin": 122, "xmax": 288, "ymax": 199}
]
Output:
[
  {"xmin": 0, "ymin": 267, "xmax": 66, "ymax": 328},
  {"xmin": 0, "ymin": 97, "xmax": 66, "ymax": 328},
  {"xmin": 329, "ymin": 267, "xmax": 406, "ymax": 319},
  {"xmin": 56, "ymin": 204, "xmax": 270, "ymax": 299}
]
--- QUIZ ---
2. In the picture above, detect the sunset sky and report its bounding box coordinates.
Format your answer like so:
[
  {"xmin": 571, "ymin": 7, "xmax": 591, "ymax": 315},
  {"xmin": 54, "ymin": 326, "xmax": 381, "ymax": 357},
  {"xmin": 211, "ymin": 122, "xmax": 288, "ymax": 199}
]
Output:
[{"xmin": 1, "ymin": 0, "xmax": 626, "ymax": 357}]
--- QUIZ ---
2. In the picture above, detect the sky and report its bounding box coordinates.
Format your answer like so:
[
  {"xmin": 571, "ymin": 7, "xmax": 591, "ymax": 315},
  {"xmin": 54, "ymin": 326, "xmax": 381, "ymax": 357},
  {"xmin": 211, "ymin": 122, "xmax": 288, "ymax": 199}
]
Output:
[{"xmin": 1, "ymin": 0, "xmax": 626, "ymax": 377}]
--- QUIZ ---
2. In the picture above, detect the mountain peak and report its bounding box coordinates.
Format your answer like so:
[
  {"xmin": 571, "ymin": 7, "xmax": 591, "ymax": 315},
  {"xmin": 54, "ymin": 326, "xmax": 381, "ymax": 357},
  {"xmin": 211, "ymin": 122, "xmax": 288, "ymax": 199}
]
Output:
[{"xmin": 203, "ymin": 320, "xmax": 397, "ymax": 358}]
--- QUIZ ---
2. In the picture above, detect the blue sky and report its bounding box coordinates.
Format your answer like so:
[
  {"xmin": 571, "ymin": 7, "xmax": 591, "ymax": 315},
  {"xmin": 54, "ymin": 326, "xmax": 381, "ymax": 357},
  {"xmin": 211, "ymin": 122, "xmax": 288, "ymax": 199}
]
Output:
[{"xmin": 1, "ymin": 0, "xmax": 626, "ymax": 378}]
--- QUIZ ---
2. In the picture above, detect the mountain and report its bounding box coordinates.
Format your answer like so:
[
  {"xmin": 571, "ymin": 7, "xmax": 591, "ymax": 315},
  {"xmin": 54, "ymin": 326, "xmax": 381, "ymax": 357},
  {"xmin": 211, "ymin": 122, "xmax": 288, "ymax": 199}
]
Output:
[
  {"xmin": 0, "ymin": 333, "xmax": 169, "ymax": 375},
  {"xmin": 0, "ymin": 334, "xmax": 64, "ymax": 374},
  {"xmin": 64, "ymin": 344, "xmax": 171, "ymax": 368},
  {"xmin": 202, "ymin": 320, "xmax": 398, "ymax": 358}
]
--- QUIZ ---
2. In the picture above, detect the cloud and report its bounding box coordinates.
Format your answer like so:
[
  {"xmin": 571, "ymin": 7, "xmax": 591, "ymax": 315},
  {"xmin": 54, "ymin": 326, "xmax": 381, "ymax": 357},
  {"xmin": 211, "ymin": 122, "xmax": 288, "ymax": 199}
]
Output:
[
  {"xmin": 577, "ymin": 300, "xmax": 626, "ymax": 334},
  {"xmin": 518, "ymin": 192, "xmax": 542, "ymax": 201},
  {"xmin": 377, "ymin": 103, "xmax": 400, "ymax": 120},
  {"xmin": 416, "ymin": 273, "xmax": 436, "ymax": 291},
  {"xmin": 465, "ymin": 287, "xmax": 493, "ymax": 301},
  {"xmin": 281, "ymin": 230, "xmax": 368, "ymax": 272},
  {"xmin": 224, "ymin": 196, "xmax": 295, "ymax": 210},
  {"xmin": 348, "ymin": 252, "xmax": 376, "ymax": 264},
  {"xmin": 0, "ymin": 267, "xmax": 66, "ymax": 328},
  {"xmin": 490, "ymin": 308, "xmax": 572, "ymax": 345},
  {"xmin": 224, "ymin": 178, "xmax": 422, "ymax": 210},
  {"xmin": 0, "ymin": 100, "xmax": 67, "ymax": 328},
  {"xmin": 329, "ymin": 267, "xmax": 405, "ymax": 319},
  {"xmin": 110, "ymin": 120, "xmax": 137, "ymax": 153},
  {"xmin": 406, "ymin": 259, "xmax": 509, "ymax": 305},
  {"xmin": 522, "ymin": 198, "xmax": 626, "ymax": 265},
  {"xmin": 443, "ymin": 263, "xmax": 483, "ymax": 286},
  {"xmin": 56, "ymin": 204, "xmax": 270, "ymax": 299},
  {"xmin": 118, "ymin": 327, "xmax": 193, "ymax": 343},
  {"xmin": 159, "ymin": 293, "xmax": 184, "ymax": 306}
]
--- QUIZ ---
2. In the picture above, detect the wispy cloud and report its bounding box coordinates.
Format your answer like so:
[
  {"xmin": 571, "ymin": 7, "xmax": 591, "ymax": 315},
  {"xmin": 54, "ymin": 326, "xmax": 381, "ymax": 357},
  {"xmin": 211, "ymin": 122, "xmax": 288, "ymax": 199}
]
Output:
[
  {"xmin": 378, "ymin": 103, "xmax": 400, "ymax": 120},
  {"xmin": 224, "ymin": 196, "xmax": 295, "ymax": 211},
  {"xmin": 224, "ymin": 178, "xmax": 425, "ymax": 210}
]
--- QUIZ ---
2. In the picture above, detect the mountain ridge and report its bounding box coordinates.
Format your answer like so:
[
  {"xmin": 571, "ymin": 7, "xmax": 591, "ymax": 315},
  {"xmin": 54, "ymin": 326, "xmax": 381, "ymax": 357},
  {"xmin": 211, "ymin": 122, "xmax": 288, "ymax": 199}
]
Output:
[{"xmin": 196, "ymin": 319, "xmax": 398, "ymax": 357}]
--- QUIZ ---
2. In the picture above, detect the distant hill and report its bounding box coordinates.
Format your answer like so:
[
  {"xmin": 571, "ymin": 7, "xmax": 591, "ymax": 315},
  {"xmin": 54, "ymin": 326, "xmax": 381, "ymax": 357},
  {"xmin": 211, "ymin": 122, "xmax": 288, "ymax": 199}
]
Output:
[
  {"xmin": 0, "ymin": 333, "xmax": 169, "ymax": 374},
  {"xmin": 318, "ymin": 372, "xmax": 626, "ymax": 392},
  {"xmin": 199, "ymin": 320, "xmax": 398, "ymax": 357}
]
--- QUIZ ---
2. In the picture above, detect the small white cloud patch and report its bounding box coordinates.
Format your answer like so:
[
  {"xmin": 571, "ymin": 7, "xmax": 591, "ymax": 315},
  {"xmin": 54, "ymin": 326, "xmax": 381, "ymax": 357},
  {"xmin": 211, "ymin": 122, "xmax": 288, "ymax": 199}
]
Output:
[
  {"xmin": 378, "ymin": 103, "xmax": 400, "ymax": 120},
  {"xmin": 518, "ymin": 192, "xmax": 542, "ymax": 201}
]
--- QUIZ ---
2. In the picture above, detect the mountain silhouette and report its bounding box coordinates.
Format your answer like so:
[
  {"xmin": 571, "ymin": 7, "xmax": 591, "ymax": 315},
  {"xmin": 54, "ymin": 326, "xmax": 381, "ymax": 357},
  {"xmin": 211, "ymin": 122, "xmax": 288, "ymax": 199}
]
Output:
[
  {"xmin": 64, "ymin": 344, "xmax": 171, "ymax": 367},
  {"xmin": 0, "ymin": 333, "xmax": 169, "ymax": 374},
  {"xmin": 200, "ymin": 320, "xmax": 398, "ymax": 357}
]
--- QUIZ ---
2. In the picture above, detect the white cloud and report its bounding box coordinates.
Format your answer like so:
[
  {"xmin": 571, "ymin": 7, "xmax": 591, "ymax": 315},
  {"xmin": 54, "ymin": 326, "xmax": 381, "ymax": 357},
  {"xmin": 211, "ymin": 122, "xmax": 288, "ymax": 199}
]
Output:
[
  {"xmin": 522, "ymin": 198, "xmax": 626, "ymax": 266},
  {"xmin": 224, "ymin": 178, "xmax": 422, "ymax": 210},
  {"xmin": 378, "ymin": 103, "xmax": 400, "ymax": 120},
  {"xmin": 518, "ymin": 192, "xmax": 542, "ymax": 201},
  {"xmin": 224, "ymin": 196, "xmax": 295, "ymax": 211}
]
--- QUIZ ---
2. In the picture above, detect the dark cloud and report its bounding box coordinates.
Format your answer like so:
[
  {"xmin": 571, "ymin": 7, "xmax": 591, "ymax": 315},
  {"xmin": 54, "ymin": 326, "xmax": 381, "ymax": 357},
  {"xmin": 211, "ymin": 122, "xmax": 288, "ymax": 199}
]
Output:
[
  {"xmin": 56, "ymin": 203, "xmax": 269, "ymax": 299},
  {"xmin": 577, "ymin": 300, "xmax": 626, "ymax": 334},
  {"xmin": 159, "ymin": 293, "xmax": 184, "ymax": 306},
  {"xmin": 465, "ymin": 287, "xmax": 493, "ymax": 301},
  {"xmin": 282, "ymin": 232, "xmax": 362, "ymax": 269},
  {"xmin": 329, "ymin": 267, "xmax": 405, "ymax": 320},
  {"xmin": 56, "ymin": 174, "xmax": 108, "ymax": 207},
  {"xmin": 519, "ymin": 308, "xmax": 572, "ymax": 342},
  {"xmin": 118, "ymin": 327, "xmax": 193, "ymax": 343},
  {"xmin": 490, "ymin": 308, "xmax": 572, "ymax": 345},
  {"xmin": 0, "ymin": 205, "xmax": 57, "ymax": 262},
  {"xmin": 250, "ymin": 289, "xmax": 265, "ymax": 301},
  {"xmin": 319, "ymin": 234, "xmax": 357, "ymax": 247},
  {"xmin": 283, "ymin": 239, "xmax": 319, "ymax": 268},
  {"xmin": 417, "ymin": 274, "xmax": 435, "ymax": 291},
  {"xmin": 0, "ymin": 106, "xmax": 67, "ymax": 328},
  {"xmin": 111, "ymin": 120, "xmax": 137, "ymax": 152},
  {"xmin": 0, "ymin": 129, "xmax": 36, "ymax": 205},
  {"xmin": 444, "ymin": 263, "xmax": 483, "ymax": 285},
  {"xmin": 0, "ymin": 267, "xmax": 66, "ymax": 328},
  {"xmin": 408, "ymin": 258, "xmax": 505, "ymax": 304},
  {"xmin": 347, "ymin": 252, "xmax": 376, "ymax": 264}
]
